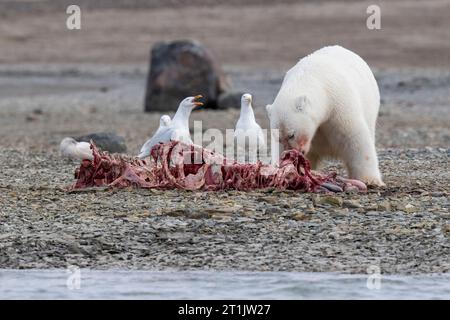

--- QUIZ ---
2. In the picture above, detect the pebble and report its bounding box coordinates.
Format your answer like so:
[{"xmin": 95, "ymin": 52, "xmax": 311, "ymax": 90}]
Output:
[
  {"xmin": 430, "ymin": 192, "xmax": 447, "ymax": 197},
  {"xmin": 377, "ymin": 200, "xmax": 392, "ymax": 211},
  {"xmin": 443, "ymin": 225, "xmax": 450, "ymax": 234},
  {"xmin": 404, "ymin": 204, "xmax": 417, "ymax": 213},
  {"xmin": 312, "ymin": 195, "xmax": 343, "ymax": 207},
  {"xmin": 343, "ymin": 200, "xmax": 362, "ymax": 208},
  {"xmin": 292, "ymin": 213, "xmax": 308, "ymax": 221},
  {"xmin": 265, "ymin": 207, "xmax": 282, "ymax": 214}
]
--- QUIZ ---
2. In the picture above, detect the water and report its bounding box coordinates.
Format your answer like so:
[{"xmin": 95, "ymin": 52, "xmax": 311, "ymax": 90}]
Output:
[{"xmin": 0, "ymin": 270, "xmax": 449, "ymax": 299}]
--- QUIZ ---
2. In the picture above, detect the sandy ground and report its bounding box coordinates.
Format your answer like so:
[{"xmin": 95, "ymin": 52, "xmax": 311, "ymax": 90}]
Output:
[
  {"xmin": 0, "ymin": 0, "xmax": 449, "ymax": 68},
  {"xmin": 0, "ymin": 0, "xmax": 449, "ymax": 273}
]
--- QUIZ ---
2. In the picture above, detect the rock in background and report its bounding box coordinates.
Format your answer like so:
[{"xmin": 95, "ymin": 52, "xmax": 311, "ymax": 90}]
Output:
[
  {"xmin": 76, "ymin": 132, "xmax": 127, "ymax": 153},
  {"xmin": 144, "ymin": 40, "xmax": 231, "ymax": 112},
  {"xmin": 217, "ymin": 91, "xmax": 246, "ymax": 109}
]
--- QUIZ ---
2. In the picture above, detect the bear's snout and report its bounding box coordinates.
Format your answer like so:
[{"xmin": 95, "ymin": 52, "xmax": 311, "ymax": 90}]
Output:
[{"xmin": 296, "ymin": 134, "xmax": 311, "ymax": 155}]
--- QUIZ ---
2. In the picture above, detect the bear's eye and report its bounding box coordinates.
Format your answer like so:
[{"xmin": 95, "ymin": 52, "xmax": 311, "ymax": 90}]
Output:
[{"xmin": 288, "ymin": 133, "xmax": 295, "ymax": 140}]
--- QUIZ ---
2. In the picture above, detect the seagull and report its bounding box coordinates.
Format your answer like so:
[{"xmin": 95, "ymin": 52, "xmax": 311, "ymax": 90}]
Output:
[
  {"xmin": 234, "ymin": 93, "xmax": 266, "ymax": 163},
  {"xmin": 138, "ymin": 95, "xmax": 203, "ymax": 159},
  {"xmin": 160, "ymin": 114, "xmax": 172, "ymax": 127},
  {"xmin": 138, "ymin": 115, "xmax": 171, "ymax": 159},
  {"xmin": 60, "ymin": 137, "xmax": 93, "ymax": 161}
]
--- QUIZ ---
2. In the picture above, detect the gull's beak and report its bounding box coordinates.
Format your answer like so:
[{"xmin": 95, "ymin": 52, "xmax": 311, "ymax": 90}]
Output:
[{"xmin": 193, "ymin": 95, "xmax": 204, "ymax": 108}]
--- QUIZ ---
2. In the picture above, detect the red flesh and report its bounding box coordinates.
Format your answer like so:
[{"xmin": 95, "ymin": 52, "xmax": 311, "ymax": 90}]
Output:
[{"xmin": 70, "ymin": 141, "xmax": 366, "ymax": 193}]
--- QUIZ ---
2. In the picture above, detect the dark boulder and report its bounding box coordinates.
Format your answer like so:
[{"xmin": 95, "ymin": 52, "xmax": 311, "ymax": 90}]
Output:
[
  {"xmin": 144, "ymin": 40, "xmax": 230, "ymax": 112},
  {"xmin": 76, "ymin": 132, "xmax": 127, "ymax": 153},
  {"xmin": 217, "ymin": 91, "xmax": 246, "ymax": 109}
]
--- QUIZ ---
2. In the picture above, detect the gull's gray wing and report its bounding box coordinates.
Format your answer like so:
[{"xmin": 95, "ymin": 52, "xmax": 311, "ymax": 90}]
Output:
[{"xmin": 138, "ymin": 127, "xmax": 172, "ymax": 159}]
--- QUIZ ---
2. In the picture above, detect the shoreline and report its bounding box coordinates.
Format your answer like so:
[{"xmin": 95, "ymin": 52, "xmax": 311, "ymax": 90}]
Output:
[{"xmin": 1, "ymin": 270, "xmax": 449, "ymax": 299}]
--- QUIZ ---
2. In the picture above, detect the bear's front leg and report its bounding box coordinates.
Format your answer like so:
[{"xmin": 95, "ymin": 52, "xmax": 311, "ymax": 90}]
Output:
[{"xmin": 306, "ymin": 151, "xmax": 322, "ymax": 170}]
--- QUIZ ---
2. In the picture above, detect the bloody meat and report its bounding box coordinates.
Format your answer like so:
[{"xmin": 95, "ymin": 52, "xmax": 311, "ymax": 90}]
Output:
[{"xmin": 70, "ymin": 141, "xmax": 366, "ymax": 193}]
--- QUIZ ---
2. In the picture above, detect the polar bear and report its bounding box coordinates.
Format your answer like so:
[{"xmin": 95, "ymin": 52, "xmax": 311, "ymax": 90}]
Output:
[{"xmin": 266, "ymin": 45, "xmax": 384, "ymax": 186}]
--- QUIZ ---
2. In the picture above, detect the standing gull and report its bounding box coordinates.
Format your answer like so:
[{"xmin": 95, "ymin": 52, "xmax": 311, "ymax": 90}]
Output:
[
  {"xmin": 138, "ymin": 95, "xmax": 203, "ymax": 159},
  {"xmin": 60, "ymin": 137, "xmax": 93, "ymax": 161},
  {"xmin": 234, "ymin": 93, "xmax": 266, "ymax": 163}
]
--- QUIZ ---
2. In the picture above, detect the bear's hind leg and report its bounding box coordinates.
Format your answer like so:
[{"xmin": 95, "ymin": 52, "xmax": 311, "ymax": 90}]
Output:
[{"xmin": 341, "ymin": 125, "xmax": 385, "ymax": 187}]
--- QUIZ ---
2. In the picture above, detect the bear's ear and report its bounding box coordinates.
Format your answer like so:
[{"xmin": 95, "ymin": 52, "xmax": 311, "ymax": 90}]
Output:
[{"xmin": 295, "ymin": 95, "xmax": 309, "ymax": 113}]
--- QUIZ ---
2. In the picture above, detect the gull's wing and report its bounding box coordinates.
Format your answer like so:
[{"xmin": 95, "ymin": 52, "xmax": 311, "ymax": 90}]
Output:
[
  {"xmin": 255, "ymin": 123, "xmax": 266, "ymax": 145},
  {"xmin": 234, "ymin": 116, "xmax": 247, "ymax": 131},
  {"xmin": 138, "ymin": 127, "xmax": 172, "ymax": 159},
  {"xmin": 170, "ymin": 129, "xmax": 193, "ymax": 144},
  {"xmin": 139, "ymin": 125, "xmax": 166, "ymax": 154}
]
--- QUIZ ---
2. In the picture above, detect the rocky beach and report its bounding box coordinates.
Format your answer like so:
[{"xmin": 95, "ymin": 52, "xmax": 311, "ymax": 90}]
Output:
[{"xmin": 0, "ymin": 0, "xmax": 449, "ymax": 275}]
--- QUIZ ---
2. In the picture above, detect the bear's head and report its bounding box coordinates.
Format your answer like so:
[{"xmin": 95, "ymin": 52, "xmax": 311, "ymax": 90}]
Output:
[{"xmin": 266, "ymin": 95, "xmax": 318, "ymax": 155}]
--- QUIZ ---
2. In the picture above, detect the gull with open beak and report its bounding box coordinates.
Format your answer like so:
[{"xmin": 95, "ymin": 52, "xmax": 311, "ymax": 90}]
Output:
[
  {"xmin": 138, "ymin": 95, "xmax": 203, "ymax": 159},
  {"xmin": 234, "ymin": 93, "xmax": 266, "ymax": 163}
]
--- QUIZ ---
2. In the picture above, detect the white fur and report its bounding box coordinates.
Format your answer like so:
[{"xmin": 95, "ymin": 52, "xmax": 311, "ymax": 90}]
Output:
[
  {"xmin": 266, "ymin": 45, "xmax": 384, "ymax": 186},
  {"xmin": 60, "ymin": 137, "xmax": 93, "ymax": 161}
]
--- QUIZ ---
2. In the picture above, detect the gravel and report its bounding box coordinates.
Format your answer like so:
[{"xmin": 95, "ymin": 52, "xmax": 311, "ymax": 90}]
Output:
[
  {"xmin": 0, "ymin": 147, "xmax": 448, "ymax": 274},
  {"xmin": 0, "ymin": 65, "xmax": 448, "ymax": 274}
]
